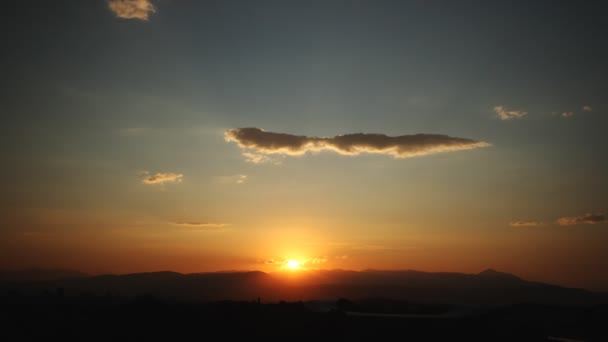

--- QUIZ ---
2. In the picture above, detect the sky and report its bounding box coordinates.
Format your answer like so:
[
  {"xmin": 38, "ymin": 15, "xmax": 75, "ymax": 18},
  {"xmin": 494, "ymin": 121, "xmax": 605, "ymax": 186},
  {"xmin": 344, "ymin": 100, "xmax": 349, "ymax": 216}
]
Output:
[{"xmin": 1, "ymin": 0, "xmax": 607, "ymax": 291}]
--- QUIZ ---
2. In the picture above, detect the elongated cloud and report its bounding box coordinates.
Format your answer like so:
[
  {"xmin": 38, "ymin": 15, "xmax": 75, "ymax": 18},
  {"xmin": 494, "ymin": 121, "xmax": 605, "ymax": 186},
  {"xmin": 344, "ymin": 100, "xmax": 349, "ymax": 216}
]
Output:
[
  {"xmin": 141, "ymin": 172, "xmax": 183, "ymax": 185},
  {"xmin": 225, "ymin": 128, "xmax": 490, "ymax": 159},
  {"xmin": 261, "ymin": 257, "xmax": 328, "ymax": 266},
  {"xmin": 108, "ymin": 0, "xmax": 156, "ymax": 21},
  {"xmin": 509, "ymin": 220, "xmax": 546, "ymax": 227},
  {"xmin": 557, "ymin": 213, "xmax": 605, "ymax": 226},
  {"xmin": 172, "ymin": 222, "xmax": 227, "ymax": 230},
  {"xmin": 582, "ymin": 105, "xmax": 593, "ymax": 112},
  {"xmin": 494, "ymin": 105, "xmax": 527, "ymax": 120},
  {"xmin": 562, "ymin": 111, "xmax": 574, "ymax": 118}
]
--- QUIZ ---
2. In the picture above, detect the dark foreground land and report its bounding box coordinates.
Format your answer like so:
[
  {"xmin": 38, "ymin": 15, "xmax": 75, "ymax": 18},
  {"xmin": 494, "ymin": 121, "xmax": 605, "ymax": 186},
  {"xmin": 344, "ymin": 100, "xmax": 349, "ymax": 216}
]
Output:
[
  {"xmin": 2, "ymin": 269, "xmax": 608, "ymax": 340},
  {"xmin": 1, "ymin": 292, "xmax": 607, "ymax": 341}
]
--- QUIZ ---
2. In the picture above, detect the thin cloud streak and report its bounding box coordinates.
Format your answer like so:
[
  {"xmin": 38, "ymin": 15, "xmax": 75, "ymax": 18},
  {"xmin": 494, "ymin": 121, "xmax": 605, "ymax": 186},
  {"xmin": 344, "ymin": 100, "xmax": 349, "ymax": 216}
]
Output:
[
  {"xmin": 108, "ymin": 0, "xmax": 156, "ymax": 21},
  {"xmin": 557, "ymin": 213, "xmax": 605, "ymax": 226},
  {"xmin": 509, "ymin": 221, "xmax": 546, "ymax": 227},
  {"xmin": 225, "ymin": 128, "xmax": 490, "ymax": 159},
  {"xmin": 261, "ymin": 257, "xmax": 328, "ymax": 266},
  {"xmin": 264, "ymin": 259, "xmax": 281, "ymax": 265},
  {"xmin": 582, "ymin": 105, "xmax": 593, "ymax": 112},
  {"xmin": 242, "ymin": 152, "xmax": 271, "ymax": 164},
  {"xmin": 171, "ymin": 222, "xmax": 228, "ymax": 230}
]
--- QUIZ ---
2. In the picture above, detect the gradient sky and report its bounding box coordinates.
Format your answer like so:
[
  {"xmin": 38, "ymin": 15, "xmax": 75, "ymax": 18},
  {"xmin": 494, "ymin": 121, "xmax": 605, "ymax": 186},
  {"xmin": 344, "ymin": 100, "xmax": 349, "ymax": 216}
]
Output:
[{"xmin": 1, "ymin": 0, "xmax": 607, "ymax": 290}]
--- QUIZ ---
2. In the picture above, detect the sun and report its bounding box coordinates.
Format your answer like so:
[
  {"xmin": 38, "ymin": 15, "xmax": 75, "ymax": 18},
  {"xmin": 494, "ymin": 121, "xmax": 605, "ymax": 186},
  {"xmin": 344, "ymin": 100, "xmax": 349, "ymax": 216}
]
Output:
[{"xmin": 286, "ymin": 259, "xmax": 301, "ymax": 270}]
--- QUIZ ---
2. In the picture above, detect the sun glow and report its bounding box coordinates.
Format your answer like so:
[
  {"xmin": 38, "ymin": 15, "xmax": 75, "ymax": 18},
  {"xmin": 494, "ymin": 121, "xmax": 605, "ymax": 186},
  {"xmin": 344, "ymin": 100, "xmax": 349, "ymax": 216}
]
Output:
[{"xmin": 286, "ymin": 259, "xmax": 301, "ymax": 270}]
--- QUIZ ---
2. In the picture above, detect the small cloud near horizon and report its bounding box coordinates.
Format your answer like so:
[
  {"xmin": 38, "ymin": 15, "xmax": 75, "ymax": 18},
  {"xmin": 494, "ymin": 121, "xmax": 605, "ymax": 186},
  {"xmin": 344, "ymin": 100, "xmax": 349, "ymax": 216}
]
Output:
[
  {"xmin": 509, "ymin": 220, "xmax": 546, "ymax": 227},
  {"xmin": 494, "ymin": 105, "xmax": 527, "ymax": 120},
  {"xmin": 225, "ymin": 128, "xmax": 489, "ymax": 160},
  {"xmin": 557, "ymin": 213, "xmax": 605, "ymax": 226},
  {"xmin": 141, "ymin": 172, "xmax": 183, "ymax": 185},
  {"xmin": 582, "ymin": 105, "xmax": 593, "ymax": 112},
  {"xmin": 171, "ymin": 222, "xmax": 228, "ymax": 231},
  {"xmin": 264, "ymin": 259, "xmax": 281, "ymax": 265},
  {"xmin": 108, "ymin": 0, "xmax": 156, "ymax": 21},
  {"xmin": 261, "ymin": 257, "xmax": 328, "ymax": 266},
  {"xmin": 562, "ymin": 112, "xmax": 574, "ymax": 118}
]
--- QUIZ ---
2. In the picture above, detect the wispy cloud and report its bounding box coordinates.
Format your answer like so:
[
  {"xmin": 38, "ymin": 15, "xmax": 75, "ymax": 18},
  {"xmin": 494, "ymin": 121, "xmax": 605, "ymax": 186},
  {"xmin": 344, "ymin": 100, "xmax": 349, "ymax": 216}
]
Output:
[
  {"xmin": 557, "ymin": 213, "xmax": 605, "ymax": 226},
  {"xmin": 305, "ymin": 257, "xmax": 328, "ymax": 265},
  {"xmin": 562, "ymin": 111, "xmax": 574, "ymax": 118},
  {"xmin": 108, "ymin": 0, "xmax": 156, "ymax": 21},
  {"xmin": 141, "ymin": 172, "xmax": 183, "ymax": 185},
  {"xmin": 494, "ymin": 105, "xmax": 527, "ymax": 120},
  {"xmin": 171, "ymin": 222, "xmax": 228, "ymax": 231},
  {"xmin": 225, "ymin": 128, "xmax": 489, "ymax": 159},
  {"xmin": 242, "ymin": 152, "xmax": 282, "ymax": 165},
  {"xmin": 242, "ymin": 152, "xmax": 270, "ymax": 164},
  {"xmin": 582, "ymin": 105, "xmax": 593, "ymax": 112},
  {"xmin": 509, "ymin": 220, "xmax": 546, "ymax": 227},
  {"xmin": 217, "ymin": 174, "xmax": 247, "ymax": 184}
]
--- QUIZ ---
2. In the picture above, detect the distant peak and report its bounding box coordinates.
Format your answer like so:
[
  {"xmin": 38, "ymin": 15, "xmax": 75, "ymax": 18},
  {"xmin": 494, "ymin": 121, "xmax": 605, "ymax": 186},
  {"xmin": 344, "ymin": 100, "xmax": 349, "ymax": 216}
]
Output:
[
  {"xmin": 478, "ymin": 269, "xmax": 519, "ymax": 279},
  {"xmin": 479, "ymin": 268, "xmax": 500, "ymax": 275}
]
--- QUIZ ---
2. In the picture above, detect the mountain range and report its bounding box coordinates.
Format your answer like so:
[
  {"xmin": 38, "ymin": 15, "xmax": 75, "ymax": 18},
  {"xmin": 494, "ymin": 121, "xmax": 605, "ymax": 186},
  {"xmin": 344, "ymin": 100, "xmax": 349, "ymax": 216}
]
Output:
[{"xmin": 1, "ymin": 268, "xmax": 606, "ymax": 307}]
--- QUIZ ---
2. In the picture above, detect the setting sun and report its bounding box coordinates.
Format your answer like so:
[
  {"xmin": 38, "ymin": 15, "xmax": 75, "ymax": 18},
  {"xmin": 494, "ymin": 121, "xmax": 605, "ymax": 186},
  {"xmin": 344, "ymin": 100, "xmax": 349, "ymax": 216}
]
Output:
[{"xmin": 286, "ymin": 260, "xmax": 301, "ymax": 270}]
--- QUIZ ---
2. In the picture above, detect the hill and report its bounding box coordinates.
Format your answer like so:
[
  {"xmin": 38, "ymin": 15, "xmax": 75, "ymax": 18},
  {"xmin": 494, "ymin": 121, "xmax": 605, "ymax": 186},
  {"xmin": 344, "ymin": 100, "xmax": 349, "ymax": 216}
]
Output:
[{"xmin": 1, "ymin": 268, "xmax": 606, "ymax": 306}]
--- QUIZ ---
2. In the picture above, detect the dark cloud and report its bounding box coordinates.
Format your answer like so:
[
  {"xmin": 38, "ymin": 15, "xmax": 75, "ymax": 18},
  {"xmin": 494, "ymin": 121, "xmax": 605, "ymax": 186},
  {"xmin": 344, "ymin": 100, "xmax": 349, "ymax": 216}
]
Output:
[
  {"xmin": 557, "ymin": 213, "xmax": 605, "ymax": 226},
  {"xmin": 225, "ymin": 128, "xmax": 490, "ymax": 159}
]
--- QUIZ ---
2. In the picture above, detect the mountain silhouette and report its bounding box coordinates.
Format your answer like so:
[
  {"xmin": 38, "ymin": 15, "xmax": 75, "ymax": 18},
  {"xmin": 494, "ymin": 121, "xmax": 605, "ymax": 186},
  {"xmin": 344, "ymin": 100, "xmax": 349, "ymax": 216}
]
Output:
[
  {"xmin": 1, "ymin": 268, "xmax": 606, "ymax": 306},
  {"xmin": 478, "ymin": 268, "xmax": 520, "ymax": 278}
]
